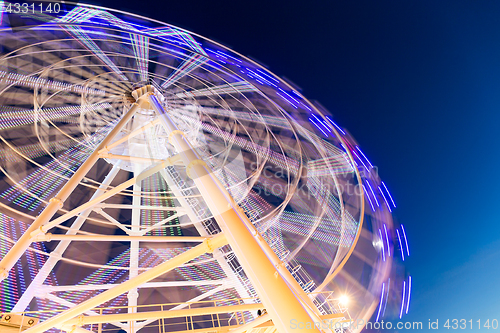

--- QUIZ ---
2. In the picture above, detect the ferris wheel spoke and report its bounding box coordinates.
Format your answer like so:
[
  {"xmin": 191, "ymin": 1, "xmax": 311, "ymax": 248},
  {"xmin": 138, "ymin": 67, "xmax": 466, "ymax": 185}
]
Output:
[
  {"xmin": 0, "ymin": 102, "xmax": 112, "ymax": 132},
  {"xmin": 131, "ymin": 34, "xmax": 150, "ymax": 83},
  {"xmin": 98, "ymin": 118, "xmax": 161, "ymax": 153},
  {"xmin": 174, "ymin": 108, "xmax": 354, "ymax": 180},
  {"xmin": 55, "ymin": 6, "xmax": 101, "ymax": 24},
  {"xmin": 56, "ymin": 7, "xmax": 145, "ymax": 82},
  {"xmin": 0, "ymin": 70, "xmax": 107, "ymax": 96},
  {"xmin": 0, "ymin": 138, "xmax": 75, "ymax": 163},
  {"xmin": 195, "ymin": 106, "xmax": 291, "ymax": 129},
  {"xmin": 160, "ymin": 53, "xmax": 208, "ymax": 89},
  {"xmin": 64, "ymin": 26, "xmax": 128, "ymax": 81},
  {"xmin": 155, "ymin": 30, "xmax": 209, "ymax": 90}
]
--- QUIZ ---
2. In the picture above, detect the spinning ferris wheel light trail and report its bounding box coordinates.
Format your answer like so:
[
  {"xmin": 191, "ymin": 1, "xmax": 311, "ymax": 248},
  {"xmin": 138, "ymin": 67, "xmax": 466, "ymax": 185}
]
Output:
[{"xmin": 0, "ymin": 2, "xmax": 411, "ymax": 333}]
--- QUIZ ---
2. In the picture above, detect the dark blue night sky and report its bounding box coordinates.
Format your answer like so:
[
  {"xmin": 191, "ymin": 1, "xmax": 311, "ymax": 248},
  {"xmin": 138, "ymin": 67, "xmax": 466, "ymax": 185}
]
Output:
[{"xmin": 93, "ymin": 0, "xmax": 500, "ymax": 330}]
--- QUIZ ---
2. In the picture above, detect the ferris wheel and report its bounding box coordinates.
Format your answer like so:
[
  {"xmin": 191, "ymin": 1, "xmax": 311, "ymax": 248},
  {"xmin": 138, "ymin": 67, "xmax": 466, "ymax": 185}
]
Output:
[{"xmin": 0, "ymin": 2, "xmax": 409, "ymax": 333}]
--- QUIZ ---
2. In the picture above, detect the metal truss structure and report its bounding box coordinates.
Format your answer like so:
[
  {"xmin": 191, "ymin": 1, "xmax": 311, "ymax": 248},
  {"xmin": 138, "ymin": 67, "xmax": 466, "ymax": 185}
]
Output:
[{"xmin": 0, "ymin": 2, "xmax": 409, "ymax": 333}]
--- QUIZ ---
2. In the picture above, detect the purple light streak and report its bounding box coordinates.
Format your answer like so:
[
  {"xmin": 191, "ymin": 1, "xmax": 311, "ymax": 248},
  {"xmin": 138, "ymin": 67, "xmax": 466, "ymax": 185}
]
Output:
[
  {"xmin": 356, "ymin": 146, "xmax": 374, "ymax": 168},
  {"xmin": 325, "ymin": 115, "xmax": 346, "ymax": 135},
  {"xmin": 366, "ymin": 179, "xmax": 380, "ymax": 207},
  {"xmin": 379, "ymin": 229, "xmax": 386, "ymax": 262},
  {"xmin": 376, "ymin": 282, "xmax": 385, "ymax": 322},
  {"xmin": 215, "ymin": 52, "xmax": 227, "ymax": 59},
  {"xmin": 379, "ymin": 186, "xmax": 393, "ymax": 212},
  {"xmin": 216, "ymin": 50, "xmax": 241, "ymax": 63},
  {"xmin": 288, "ymin": 90, "xmax": 312, "ymax": 111},
  {"xmin": 301, "ymin": 102, "xmax": 312, "ymax": 111},
  {"xmin": 383, "ymin": 224, "xmax": 391, "ymax": 257},
  {"xmin": 351, "ymin": 149, "xmax": 369, "ymax": 173},
  {"xmin": 362, "ymin": 185, "xmax": 376, "ymax": 212},
  {"xmin": 406, "ymin": 276, "xmax": 412, "ymax": 314},
  {"xmin": 400, "ymin": 281, "xmax": 406, "ymax": 319},
  {"xmin": 311, "ymin": 114, "xmax": 332, "ymax": 133},
  {"xmin": 278, "ymin": 87, "xmax": 300, "ymax": 104},
  {"xmin": 396, "ymin": 229, "xmax": 405, "ymax": 261},
  {"xmin": 382, "ymin": 278, "xmax": 390, "ymax": 317},
  {"xmin": 205, "ymin": 48, "xmax": 218, "ymax": 55},
  {"xmin": 309, "ymin": 117, "xmax": 328, "ymax": 136},
  {"xmin": 256, "ymin": 68, "xmax": 280, "ymax": 83},
  {"xmin": 278, "ymin": 92, "xmax": 298, "ymax": 108},
  {"xmin": 401, "ymin": 224, "xmax": 410, "ymax": 257},
  {"xmin": 382, "ymin": 181, "xmax": 396, "ymax": 207},
  {"xmin": 247, "ymin": 68, "xmax": 277, "ymax": 87}
]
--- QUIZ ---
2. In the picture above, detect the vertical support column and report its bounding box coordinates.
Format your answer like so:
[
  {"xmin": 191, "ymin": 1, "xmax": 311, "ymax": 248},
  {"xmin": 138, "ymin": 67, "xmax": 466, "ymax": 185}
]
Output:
[
  {"xmin": 0, "ymin": 100, "xmax": 144, "ymax": 281},
  {"xmin": 125, "ymin": 111, "xmax": 154, "ymax": 331},
  {"xmin": 127, "ymin": 183, "xmax": 141, "ymax": 333},
  {"xmin": 147, "ymin": 94, "xmax": 321, "ymax": 333}
]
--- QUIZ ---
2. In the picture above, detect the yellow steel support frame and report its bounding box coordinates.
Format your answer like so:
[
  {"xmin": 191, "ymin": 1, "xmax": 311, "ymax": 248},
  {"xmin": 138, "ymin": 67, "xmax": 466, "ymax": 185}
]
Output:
[
  {"xmin": 59, "ymin": 304, "xmax": 345, "ymax": 332},
  {"xmin": 147, "ymin": 92, "xmax": 322, "ymax": 333},
  {"xmin": 6, "ymin": 86, "xmax": 326, "ymax": 333},
  {"xmin": 0, "ymin": 99, "xmax": 146, "ymax": 281},
  {"xmin": 13, "ymin": 164, "xmax": 122, "ymax": 312},
  {"xmin": 22, "ymin": 233, "xmax": 228, "ymax": 333}
]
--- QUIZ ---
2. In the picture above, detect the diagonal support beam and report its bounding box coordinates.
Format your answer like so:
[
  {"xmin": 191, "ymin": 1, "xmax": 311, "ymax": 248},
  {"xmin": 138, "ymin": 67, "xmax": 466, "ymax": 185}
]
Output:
[
  {"xmin": 42, "ymin": 294, "xmax": 128, "ymax": 331},
  {"xmin": 98, "ymin": 118, "xmax": 160, "ymax": 154},
  {"xmin": 95, "ymin": 208, "xmax": 132, "ymax": 234},
  {"xmin": 31, "ymin": 155, "xmax": 181, "ymax": 236},
  {"xmin": 0, "ymin": 99, "xmax": 145, "ymax": 281},
  {"xmin": 23, "ymin": 233, "xmax": 228, "ymax": 333}
]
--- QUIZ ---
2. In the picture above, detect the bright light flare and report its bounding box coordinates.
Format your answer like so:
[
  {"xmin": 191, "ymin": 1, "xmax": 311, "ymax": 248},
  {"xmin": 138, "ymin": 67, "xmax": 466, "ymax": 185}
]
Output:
[{"xmin": 339, "ymin": 295, "xmax": 349, "ymax": 305}]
